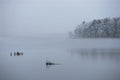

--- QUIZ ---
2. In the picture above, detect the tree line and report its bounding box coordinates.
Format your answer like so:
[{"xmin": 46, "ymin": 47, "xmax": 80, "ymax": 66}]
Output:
[{"xmin": 69, "ymin": 17, "xmax": 120, "ymax": 38}]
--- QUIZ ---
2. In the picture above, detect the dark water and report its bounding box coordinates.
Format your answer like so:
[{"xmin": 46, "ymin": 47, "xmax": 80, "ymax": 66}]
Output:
[{"xmin": 0, "ymin": 37, "xmax": 120, "ymax": 80}]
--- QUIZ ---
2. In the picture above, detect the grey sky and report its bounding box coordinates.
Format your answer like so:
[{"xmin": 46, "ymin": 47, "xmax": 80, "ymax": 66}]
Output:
[{"xmin": 0, "ymin": 0, "xmax": 120, "ymax": 36}]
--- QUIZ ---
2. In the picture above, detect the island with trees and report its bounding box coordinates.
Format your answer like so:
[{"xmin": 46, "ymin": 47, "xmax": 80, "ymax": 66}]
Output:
[{"xmin": 69, "ymin": 17, "xmax": 120, "ymax": 38}]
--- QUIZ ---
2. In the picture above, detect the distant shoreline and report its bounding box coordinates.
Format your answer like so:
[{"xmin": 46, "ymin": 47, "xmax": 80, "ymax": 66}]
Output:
[{"xmin": 70, "ymin": 17, "xmax": 120, "ymax": 38}]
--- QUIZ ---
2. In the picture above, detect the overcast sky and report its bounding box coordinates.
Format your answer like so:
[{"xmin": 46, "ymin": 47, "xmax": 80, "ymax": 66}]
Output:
[{"xmin": 0, "ymin": 0, "xmax": 120, "ymax": 36}]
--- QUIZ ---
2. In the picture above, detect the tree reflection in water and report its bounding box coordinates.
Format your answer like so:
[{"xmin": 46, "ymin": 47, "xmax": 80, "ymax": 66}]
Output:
[{"xmin": 69, "ymin": 48, "xmax": 120, "ymax": 61}]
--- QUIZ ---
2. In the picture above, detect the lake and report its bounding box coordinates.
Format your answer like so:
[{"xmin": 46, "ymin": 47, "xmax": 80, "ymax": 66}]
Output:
[{"xmin": 0, "ymin": 36, "xmax": 120, "ymax": 80}]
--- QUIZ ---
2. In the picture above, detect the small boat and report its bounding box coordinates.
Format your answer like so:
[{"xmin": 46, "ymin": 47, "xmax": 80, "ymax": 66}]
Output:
[
  {"xmin": 10, "ymin": 52, "xmax": 24, "ymax": 56},
  {"xmin": 46, "ymin": 60, "xmax": 59, "ymax": 66}
]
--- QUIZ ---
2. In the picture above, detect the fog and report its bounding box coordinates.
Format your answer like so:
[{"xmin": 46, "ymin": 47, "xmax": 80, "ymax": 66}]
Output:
[
  {"xmin": 1, "ymin": 1, "xmax": 120, "ymax": 80},
  {"xmin": 0, "ymin": 0, "xmax": 120, "ymax": 37},
  {"xmin": 1, "ymin": 37, "xmax": 120, "ymax": 80}
]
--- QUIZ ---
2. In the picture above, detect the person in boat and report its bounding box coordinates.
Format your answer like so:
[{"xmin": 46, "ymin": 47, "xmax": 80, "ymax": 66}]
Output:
[
  {"xmin": 12, "ymin": 52, "xmax": 24, "ymax": 56},
  {"xmin": 45, "ymin": 60, "xmax": 60, "ymax": 66},
  {"xmin": 46, "ymin": 60, "xmax": 56, "ymax": 66},
  {"xmin": 16, "ymin": 52, "xmax": 23, "ymax": 56}
]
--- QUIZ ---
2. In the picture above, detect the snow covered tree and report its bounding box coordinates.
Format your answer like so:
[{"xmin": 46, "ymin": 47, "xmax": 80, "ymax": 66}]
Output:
[{"xmin": 70, "ymin": 17, "xmax": 120, "ymax": 38}]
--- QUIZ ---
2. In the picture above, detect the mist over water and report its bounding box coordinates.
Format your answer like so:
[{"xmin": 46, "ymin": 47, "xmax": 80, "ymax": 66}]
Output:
[
  {"xmin": 0, "ymin": 35, "xmax": 120, "ymax": 80},
  {"xmin": 1, "ymin": 0, "xmax": 120, "ymax": 79}
]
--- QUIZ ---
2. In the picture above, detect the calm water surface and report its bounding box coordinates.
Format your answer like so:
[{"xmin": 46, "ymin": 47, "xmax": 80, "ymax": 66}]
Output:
[{"xmin": 0, "ymin": 37, "xmax": 120, "ymax": 80}]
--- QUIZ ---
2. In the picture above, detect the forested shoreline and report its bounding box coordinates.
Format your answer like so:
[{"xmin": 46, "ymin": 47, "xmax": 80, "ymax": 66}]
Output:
[{"xmin": 69, "ymin": 17, "xmax": 120, "ymax": 38}]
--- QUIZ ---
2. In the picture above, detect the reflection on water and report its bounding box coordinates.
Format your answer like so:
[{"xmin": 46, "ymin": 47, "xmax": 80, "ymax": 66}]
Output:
[
  {"xmin": 1, "ymin": 37, "xmax": 120, "ymax": 80},
  {"xmin": 46, "ymin": 63, "xmax": 60, "ymax": 69},
  {"xmin": 69, "ymin": 48, "xmax": 120, "ymax": 61}
]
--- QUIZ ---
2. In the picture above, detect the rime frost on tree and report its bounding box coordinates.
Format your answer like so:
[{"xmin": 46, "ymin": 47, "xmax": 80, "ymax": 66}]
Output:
[{"xmin": 70, "ymin": 17, "xmax": 120, "ymax": 38}]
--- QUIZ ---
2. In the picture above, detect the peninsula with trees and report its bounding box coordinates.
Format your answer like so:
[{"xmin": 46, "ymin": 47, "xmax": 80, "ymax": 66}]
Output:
[{"xmin": 69, "ymin": 17, "xmax": 120, "ymax": 38}]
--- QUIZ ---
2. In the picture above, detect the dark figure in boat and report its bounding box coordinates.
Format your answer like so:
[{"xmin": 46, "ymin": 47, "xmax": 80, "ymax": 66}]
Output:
[
  {"xmin": 10, "ymin": 52, "xmax": 24, "ymax": 56},
  {"xmin": 46, "ymin": 60, "xmax": 59, "ymax": 66}
]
